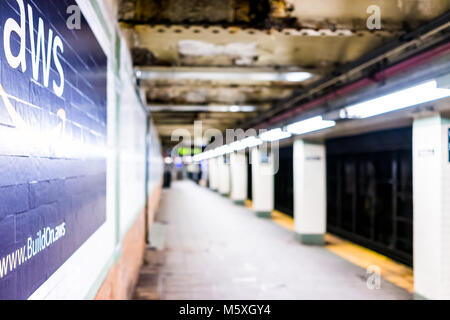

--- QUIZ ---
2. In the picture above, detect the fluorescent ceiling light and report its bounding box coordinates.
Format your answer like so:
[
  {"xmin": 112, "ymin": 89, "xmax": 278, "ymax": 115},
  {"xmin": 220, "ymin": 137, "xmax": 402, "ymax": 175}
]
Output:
[
  {"xmin": 240, "ymin": 136, "xmax": 263, "ymax": 149},
  {"xmin": 229, "ymin": 140, "xmax": 245, "ymax": 151},
  {"xmin": 204, "ymin": 149, "xmax": 218, "ymax": 159},
  {"xmin": 259, "ymin": 128, "xmax": 291, "ymax": 142},
  {"xmin": 194, "ymin": 152, "xmax": 212, "ymax": 162},
  {"xmin": 192, "ymin": 136, "xmax": 263, "ymax": 162},
  {"xmin": 283, "ymin": 72, "xmax": 313, "ymax": 82},
  {"xmin": 209, "ymin": 148, "xmax": 220, "ymax": 158},
  {"xmin": 285, "ymin": 116, "xmax": 336, "ymax": 135},
  {"xmin": 136, "ymin": 68, "xmax": 313, "ymax": 83},
  {"xmin": 226, "ymin": 137, "xmax": 263, "ymax": 151},
  {"xmin": 164, "ymin": 157, "xmax": 173, "ymax": 164},
  {"xmin": 215, "ymin": 145, "xmax": 233, "ymax": 156},
  {"xmin": 193, "ymin": 152, "xmax": 204, "ymax": 162},
  {"xmin": 229, "ymin": 105, "xmax": 240, "ymax": 112},
  {"xmin": 147, "ymin": 105, "xmax": 256, "ymax": 112},
  {"xmin": 340, "ymin": 80, "xmax": 450, "ymax": 119},
  {"xmin": 228, "ymin": 136, "xmax": 263, "ymax": 151},
  {"xmin": 183, "ymin": 156, "xmax": 193, "ymax": 163}
]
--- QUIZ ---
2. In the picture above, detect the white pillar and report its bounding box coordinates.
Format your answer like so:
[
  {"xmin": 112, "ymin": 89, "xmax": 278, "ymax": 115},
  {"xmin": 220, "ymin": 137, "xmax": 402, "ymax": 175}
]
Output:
[
  {"xmin": 293, "ymin": 139, "xmax": 326, "ymax": 245},
  {"xmin": 230, "ymin": 151, "xmax": 247, "ymax": 204},
  {"xmin": 251, "ymin": 146, "xmax": 274, "ymax": 218},
  {"xmin": 218, "ymin": 155, "xmax": 231, "ymax": 196},
  {"xmin": 208, "ymin": 157, "xmax": 219, "ymax": 191},
  {"xmin": 413, "ymin": 113, "xmax": 450, "ymax": 299}
]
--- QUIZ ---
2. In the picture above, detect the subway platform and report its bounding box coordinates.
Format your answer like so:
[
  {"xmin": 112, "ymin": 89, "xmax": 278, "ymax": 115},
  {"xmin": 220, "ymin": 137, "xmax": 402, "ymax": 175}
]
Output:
[{"xmin": 133, "ymin": 181, "xmax": 412, "ymax": 300}]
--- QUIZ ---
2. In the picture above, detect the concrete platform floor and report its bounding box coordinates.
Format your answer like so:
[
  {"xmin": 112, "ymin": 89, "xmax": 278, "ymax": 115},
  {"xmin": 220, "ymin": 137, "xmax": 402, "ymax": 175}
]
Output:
[{"xmin": 133, "ymin": 181, "xmax": 412, "ymax": 300}]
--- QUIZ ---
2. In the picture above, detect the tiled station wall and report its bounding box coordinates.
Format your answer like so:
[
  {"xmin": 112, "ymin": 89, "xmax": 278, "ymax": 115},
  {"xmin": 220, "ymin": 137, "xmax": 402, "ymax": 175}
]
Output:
[
  {"xmin": 0, "ymin": 0, "xmax": 109, "ymax": 299},
  {"xmin": 0, "ymin": 0, "xmax": 163, "ymax": 299}
]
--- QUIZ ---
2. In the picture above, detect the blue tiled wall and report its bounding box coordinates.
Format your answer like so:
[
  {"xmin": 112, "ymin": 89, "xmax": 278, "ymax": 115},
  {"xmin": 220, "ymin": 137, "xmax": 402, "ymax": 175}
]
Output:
[{"xmin": 0, "ymin": 0, "xmax": 107, "ymax": 299}]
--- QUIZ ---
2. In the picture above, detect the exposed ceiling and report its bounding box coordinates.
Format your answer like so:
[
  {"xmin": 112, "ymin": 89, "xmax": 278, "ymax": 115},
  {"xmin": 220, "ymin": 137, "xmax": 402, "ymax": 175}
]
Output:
[{"xmin": 117, "ymin": 0, "xmax": 450, "ymax": 149}]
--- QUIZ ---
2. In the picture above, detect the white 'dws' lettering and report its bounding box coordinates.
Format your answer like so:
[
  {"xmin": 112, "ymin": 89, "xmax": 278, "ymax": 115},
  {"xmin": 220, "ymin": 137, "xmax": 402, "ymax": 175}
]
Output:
[{"xmin": 3, "ymin": 0, "xmax": 65, "ymax": 97}]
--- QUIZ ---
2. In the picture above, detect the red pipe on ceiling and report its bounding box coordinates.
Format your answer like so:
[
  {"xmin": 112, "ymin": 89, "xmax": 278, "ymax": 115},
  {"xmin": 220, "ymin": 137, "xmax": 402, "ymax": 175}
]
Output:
[{"xmin": 255, "ymin": 41, "xmax": 450, "ymax": 129}]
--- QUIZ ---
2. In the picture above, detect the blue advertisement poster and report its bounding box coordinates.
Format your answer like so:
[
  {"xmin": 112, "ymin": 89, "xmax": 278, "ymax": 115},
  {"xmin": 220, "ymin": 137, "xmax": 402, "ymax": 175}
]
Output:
[{"xmin": 0, "ymin": 0, "xmax": 107, "ymax": 299}]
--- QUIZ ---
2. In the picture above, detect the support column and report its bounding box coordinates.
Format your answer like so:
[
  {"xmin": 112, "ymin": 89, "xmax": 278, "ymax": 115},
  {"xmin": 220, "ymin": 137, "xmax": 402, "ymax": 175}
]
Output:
[
  {"xmin": 230, "ymin": 151, "xmax": 247, "ymax": 205},
  {"xmin": 208, "ymin": 157, "xmax": 219, "ymax": 191},
  {"xmin": 293, "ymin": 139, "xmax": 326, "ymax": 245},
  {"xmin": 251, "ymin": 146, "xmax": 274, "ymax": 218},
  {"xmin": 218, "ymin": 155, "xmax": 231, "ymax": 196},
  {"xmin": 413, "ymin": 113, "xmax": 450, "ymax": 299}
]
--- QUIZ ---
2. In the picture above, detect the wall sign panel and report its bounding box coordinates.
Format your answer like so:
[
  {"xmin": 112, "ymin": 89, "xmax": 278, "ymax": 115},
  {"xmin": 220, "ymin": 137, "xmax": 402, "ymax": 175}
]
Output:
[{"xmin": 0, "ymin": 0, "xmax": 107, "ymax": 299}]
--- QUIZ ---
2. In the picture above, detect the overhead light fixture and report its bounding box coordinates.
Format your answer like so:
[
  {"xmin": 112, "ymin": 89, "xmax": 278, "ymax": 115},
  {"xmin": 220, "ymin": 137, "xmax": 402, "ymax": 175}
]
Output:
[
  {"xmin": 135, "ymin": 67, "xmax": 313, "ymax": 83},
  {"xmin": 194, "ymin": 152, "xmax": 213, "ymax": 162},
  {"xmin": 193, "ymin": 152, "xmax": 203, "ymax": 162},
  {"xmin": 228, "ymin": 136, "xmax": 263, "ymax": 151},
  {"xmin": 147, "ymin": 104, "xmax": 256, "ymax": 113},
  {"xmin": 192, "ymin": 136, "xmax": 263, "ymax": 162},
  {"xmin": 203, "ymin": 150, "xmax": 216, "ymax": 160},
  {"xmin": 215, "ymin": 145, "xmax": 233, "ymax": 156},
  {"xmin": 259, "ymin": 128, "xmax": 291, "ymax": 142},
  {"xmin": 283, "ymin": 72, "xmax": 313, "ymax": 82},
  {"xmin": 229, "ymin": 140, "xmax": 245, "ymax": 151},
  {"xmin": 164, "ymin": 157, "xmax": 173, "ymax": 164},
  {"xmin": 229, "ymin": 105, "xmax": 240, "ymax": 112},
  {"xmin": 340, "ymin": 80, "xmax": 450, "ymax": 119},
  {"xmin": 183, "ymin": 156, "xmax": 193, "ymax": 163},
  {"xmin": 240, "ymin": 136, "xmax": 263, "ymax": 149},
  {"xmin": 202, "ymin": 149, "xmax": 217, "ymax": 159},
  {"xmin": 285, "ymin": 116, "xmax": 336, "ymax": 135}
]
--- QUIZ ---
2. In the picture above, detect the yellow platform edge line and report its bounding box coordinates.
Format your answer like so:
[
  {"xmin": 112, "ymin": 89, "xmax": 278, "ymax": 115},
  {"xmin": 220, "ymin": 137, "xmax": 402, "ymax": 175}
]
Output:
[
  {"xmin": 269, "ymin": 210, "xmax": 414, "ymax": 293},
  {"xmin": 271, "ymin": 209, "xmax": 295, "ymax": 231},
  {"xmin": 324, "ymin": 233, "xmax": 414, "ymax": 293}
]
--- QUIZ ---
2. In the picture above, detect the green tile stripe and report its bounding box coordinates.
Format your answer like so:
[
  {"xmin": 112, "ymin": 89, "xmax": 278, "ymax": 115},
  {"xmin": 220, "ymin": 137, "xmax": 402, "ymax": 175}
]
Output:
[
  {"xmin": 114, "ymin": 92, "xmax": 121, "ymax": 244},
  {"xmin": 413, "ymin": 292, "xmax": 428, "ymax": 300},
  {"xmin": 295, "ymin": 233, "xmax": 325, "ymax": 245},
  {"xmin": 90, "ymin": 0, "xmax": 112, "ymax": 41},
  {"xmin": 81, "ymin": 0, "xmax": 141, "ymax": 300},
  {"xmin": 114, "ymin": 32, "xmax": 121, "ymax": 78},
  {"xmin": 255, "ymin": 211, "xmax": 272, "ymax": 218},
  {"xmin": 84, "ymin": 246, "xmax": 122, "ymax": 300}
]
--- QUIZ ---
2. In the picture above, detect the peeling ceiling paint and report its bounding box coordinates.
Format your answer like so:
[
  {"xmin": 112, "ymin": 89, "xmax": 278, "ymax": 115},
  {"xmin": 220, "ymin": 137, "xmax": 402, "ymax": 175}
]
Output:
[
  {"xmin": 117, "ymin": 0, "xmax": 450, "ymax": 147},
  {"xmin": 178, "ymin": 40, "xmax": 258, "ymax": 65}
]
